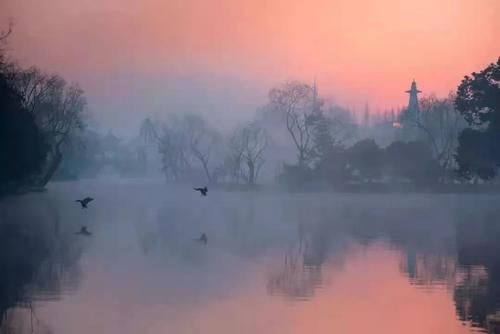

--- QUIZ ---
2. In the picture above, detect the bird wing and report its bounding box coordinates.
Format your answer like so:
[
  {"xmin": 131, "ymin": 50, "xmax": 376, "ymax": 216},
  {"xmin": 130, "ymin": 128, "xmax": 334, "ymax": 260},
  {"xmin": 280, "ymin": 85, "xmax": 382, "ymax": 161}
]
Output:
[
  {"xmin": 84, "ymin": 197, "xmax": 94, "ymax": 204},
  {"xmin": 193, "ymin": 188, "xmax": 201, "ymax": 191}
]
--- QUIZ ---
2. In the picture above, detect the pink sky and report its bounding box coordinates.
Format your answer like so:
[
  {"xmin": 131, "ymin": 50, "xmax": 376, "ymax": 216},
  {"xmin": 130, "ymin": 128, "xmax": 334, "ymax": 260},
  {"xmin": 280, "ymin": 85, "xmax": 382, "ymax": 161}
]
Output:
[{"xmin": 1, "ymin": 0, "xmax": 499, "ymax": 129}]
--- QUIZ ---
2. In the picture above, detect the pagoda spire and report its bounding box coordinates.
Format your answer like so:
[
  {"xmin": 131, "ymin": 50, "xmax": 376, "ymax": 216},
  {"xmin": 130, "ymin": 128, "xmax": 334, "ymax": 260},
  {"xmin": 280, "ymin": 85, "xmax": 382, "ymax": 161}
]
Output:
[{"xmin": 405, "ymin": 79, "xmax": 421, "ymax": 116}]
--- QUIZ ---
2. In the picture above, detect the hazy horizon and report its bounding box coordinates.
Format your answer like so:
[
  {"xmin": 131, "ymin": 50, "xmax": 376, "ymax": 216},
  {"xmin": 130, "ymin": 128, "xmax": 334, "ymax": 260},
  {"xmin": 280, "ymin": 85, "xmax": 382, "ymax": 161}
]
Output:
[
  {"xmin": 1, "ymin": 0, "xmax": 499, "ymax": 134},
  {"xmin": 1, "ymin": 2, "xmax": 500, "ymax": 331}
]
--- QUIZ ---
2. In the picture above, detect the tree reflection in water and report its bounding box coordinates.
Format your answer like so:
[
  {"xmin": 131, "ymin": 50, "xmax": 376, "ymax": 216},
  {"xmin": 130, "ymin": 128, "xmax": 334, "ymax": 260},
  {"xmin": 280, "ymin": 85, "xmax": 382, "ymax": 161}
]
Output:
[
  {"xmin": 267, "ymin": 223, "xmax": 323, "ymax": 300},
  {"xmin": 265, "ymin": 199, "xmax": 500, "ymax": 332},
  {"xmin": 454, "ymin": 212, "xmax": 500, "ymax": 330},
  {"xmin": 267, "ymin": 211, "xmax": 347, "ymax": 300},
  {"xmin": 0, "ymin": 198, "xmax": 84, "ymax": 334}
]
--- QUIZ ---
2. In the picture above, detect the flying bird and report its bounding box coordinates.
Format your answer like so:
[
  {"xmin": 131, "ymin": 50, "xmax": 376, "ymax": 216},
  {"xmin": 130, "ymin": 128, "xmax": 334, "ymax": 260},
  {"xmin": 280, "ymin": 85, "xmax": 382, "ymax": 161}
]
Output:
[
  {"xmin": 195, "ymin": 233, "xmax": 207, "ymax": 244},
  {"xmin": 193, "ymin": 186, "xmax": 208, "ymax": 196},
  {"xmin": 76, "ymin": 197, "xmax": 94, "ymax": 209},
  {"xmin": 76, "ymin": 226, "xmax": 92, "ymax": 236}
]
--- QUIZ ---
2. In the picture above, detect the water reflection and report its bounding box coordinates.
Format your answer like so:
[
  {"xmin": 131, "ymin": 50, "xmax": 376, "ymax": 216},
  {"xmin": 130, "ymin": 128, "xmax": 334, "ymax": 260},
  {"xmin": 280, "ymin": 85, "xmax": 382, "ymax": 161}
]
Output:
[
  {"xmin": 0, "ymin": 194, "xmax": 84, "ymax": 334},
  {"xmin": 2, "ymin": 187, "xmax": 500, "ymax": 333},
  {"xmin": 454, "ymin": 211, "xmax": 500, "ymax": 330},
  {"xmin": 267, "ymin": 226, "xmax": 324, "ymax": 300}
]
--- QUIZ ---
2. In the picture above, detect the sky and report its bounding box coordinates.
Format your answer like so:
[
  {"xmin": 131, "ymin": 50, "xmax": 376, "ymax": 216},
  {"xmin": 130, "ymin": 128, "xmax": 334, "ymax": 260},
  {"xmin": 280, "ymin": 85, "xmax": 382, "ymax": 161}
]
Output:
[{"xmin": 1, "ymin": 0, "xmax": 499, "ymax": 133}]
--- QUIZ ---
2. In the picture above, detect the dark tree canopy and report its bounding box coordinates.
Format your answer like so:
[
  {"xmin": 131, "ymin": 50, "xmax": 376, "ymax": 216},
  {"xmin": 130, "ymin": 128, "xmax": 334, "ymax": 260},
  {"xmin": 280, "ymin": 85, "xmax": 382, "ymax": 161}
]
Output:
[
  {"xmin": 385, "ymin": 141, "xmax": 441, "ymax": 185},
  {"xmin": 455, "ymin": 58, "xmax": 500, "ymax": 129},
  {"xmin": 455, "ymin": 58, "xmax": 500, "ymax": 180},
  {"xmin": 347, "ymin": 139, "xmax": 382, "ymax": 181},
  {"xmin": 456, "ymin": 129, "xmax": 498, "ymax": 181},
  {"xmin": 0, "ymin": 72, "xmax": 46, "ymax": 192},
  {"xmin": 311, "ymin": 112, "xmax": 336, "ymax": 162}
]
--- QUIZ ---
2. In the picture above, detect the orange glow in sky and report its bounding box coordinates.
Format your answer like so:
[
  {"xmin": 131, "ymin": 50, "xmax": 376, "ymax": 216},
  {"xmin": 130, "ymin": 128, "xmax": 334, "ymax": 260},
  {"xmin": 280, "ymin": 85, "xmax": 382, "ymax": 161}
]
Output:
[{"xmin": 1, "ymin": 0, "xmax": 499, "ymax": 122}]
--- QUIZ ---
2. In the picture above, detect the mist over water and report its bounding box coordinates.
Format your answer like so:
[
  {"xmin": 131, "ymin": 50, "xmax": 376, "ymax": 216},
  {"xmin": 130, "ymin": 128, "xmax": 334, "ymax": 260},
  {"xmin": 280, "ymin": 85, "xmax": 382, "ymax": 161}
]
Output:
[
  {"xmin": 1, "ymin": 180, "xmax": 499, "ymax": 333},
  {"xmin": 1, "ymin": 0, "xmax": 499, "ymax": 332}
]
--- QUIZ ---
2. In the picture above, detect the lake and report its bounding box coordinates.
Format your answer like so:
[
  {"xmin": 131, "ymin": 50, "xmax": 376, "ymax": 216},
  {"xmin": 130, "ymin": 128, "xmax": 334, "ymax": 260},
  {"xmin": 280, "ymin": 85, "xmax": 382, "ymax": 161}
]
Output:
[{"xmin": 1, "ymin": 180, "xmax": 499, "ymax": 333}]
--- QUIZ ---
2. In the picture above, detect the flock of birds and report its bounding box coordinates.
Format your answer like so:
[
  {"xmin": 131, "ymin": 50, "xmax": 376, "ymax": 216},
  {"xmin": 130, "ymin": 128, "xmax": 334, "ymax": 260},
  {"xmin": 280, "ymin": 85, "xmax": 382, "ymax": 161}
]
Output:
[{"xmin": 74, "ymin": 186, "xmax": 209, "ymax": 244}]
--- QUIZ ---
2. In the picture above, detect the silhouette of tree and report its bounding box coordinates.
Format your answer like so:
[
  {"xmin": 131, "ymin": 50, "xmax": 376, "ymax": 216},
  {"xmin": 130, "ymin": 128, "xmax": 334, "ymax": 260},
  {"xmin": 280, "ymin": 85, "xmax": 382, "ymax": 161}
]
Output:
[
  {"xmin": 309, "ymin": 111, "xmax": 351, "ymax": 187},
  {"xmin": 0, "ymin": 64, "xmax": 87, "ymax": 187},
  {"xmin": 0, "ymin": 24, "xmax": 88, "ymax": 188},
  {"xmin": 413, "ymin": 94, "xmax": 466, "ymax": 175},
  {"xmin": 185, "ymin": 114, "xmax": 223, "ymax": 184},
  {"xmin": 311, "ymin": 112, "xmax": 336, "ymax": 162},
  {"xmin": 229, "ymin": 121, "xmax": 268, "ymax": 185},
  {"xmin": 456, "ymin": 129, "xmax": 497, "ymax": 181},
  {"xmin": 455, "ymin": 58, "xmax": 500, "ymax": 180},
  {"xmin": 325, "ymin": 105, "xmax": 358, "ymax": 144},
  {"xmin": 385, "ymin": 141, "xmax": 441, "ymax": 185},
  {"xmin": 14, "ymin": 69, "xmax": 86, "ymax": 186},
  {"xmin": 159, "ymin": 113, "xmax": 223, "ymax": 183},
  {"xmin": 139, "ymin": 117, "xmax": 159, "ymax": 145},
  {"xmin": 347, "ymin": 139, "xmax": 382, "ymax": 182},
  {"xmin": 53, "ymin": 128, "xmax": 103, "ymax": 180},
  {"xmin": 456, "ymin": 58, "xmax": 500, "ymax": 129},
  {"xmin": 269, "ymin": 81, "xmax": 317, "ymax": 166},
  {"xmin": 0, "ymin": 66, "xmax": 46, "ymax": 194}
]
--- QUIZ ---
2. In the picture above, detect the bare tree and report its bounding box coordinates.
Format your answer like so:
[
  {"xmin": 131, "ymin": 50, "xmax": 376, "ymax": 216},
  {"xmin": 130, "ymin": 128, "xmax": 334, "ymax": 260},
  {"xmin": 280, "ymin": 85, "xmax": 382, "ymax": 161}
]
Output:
[
  {"xmin": 139, "ymin": 117, "xmax": 160, "ymax": 145},
  {"xmin": 269, "ymin": 81, "xmax": 317, "ymax": 166},
  {"xmin": 158, "ymin": 113, "xmax": 223, "ymax": 184},
  {"xmin": 159, "ymin": 131, "xmax": 182, "ymax": 181},
  {"xmin": 229, "ymin": 121, "xmax": 269, "ymax": 185},
  {"xmin": 407, "ymin": 94, "xmax": 466, "ymax": 177},
  {"xmin": 39, "ymin": 82, "xmax": 86, "ymax": 185},
  {"xmin": 159, "ymin": 132, "xmax": 191, "ymax": 181},
  {"xmin": 324, "ymin": 105, "xmax": 358, "ymax": 145},
  {"xmin": 225, "ymin": 141, "xmax": 244, "ymax": 184},
  {"xmin": 8, "ymin": 67, "xmax": 87, "ymax": 186},
  {"xmin": 158, "ymin": 114, "xmax": 193, "ymax": 181},
  {"xmin": 185, "ymin": 114, "xmax": 223, "ymax": 184}
]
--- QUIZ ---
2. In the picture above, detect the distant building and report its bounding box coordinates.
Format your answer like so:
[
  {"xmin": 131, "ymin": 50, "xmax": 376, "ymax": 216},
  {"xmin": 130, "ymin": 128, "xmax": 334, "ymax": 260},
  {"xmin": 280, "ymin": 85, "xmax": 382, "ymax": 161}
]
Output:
[
  {"xmin": 405, "ymin": 80, "xmax": 422, "ymax": 121},
  {"xmin": 394, "ymin": 80, "xmax": 423, "ymax": 142}
]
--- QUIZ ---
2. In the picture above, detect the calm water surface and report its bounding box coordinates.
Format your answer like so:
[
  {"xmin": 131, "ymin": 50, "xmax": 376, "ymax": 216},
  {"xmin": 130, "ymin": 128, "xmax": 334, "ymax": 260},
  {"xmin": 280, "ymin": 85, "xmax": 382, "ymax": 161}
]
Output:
[{"xmin": 1, "ymin": 181, "xmax": 499, "ymax": 333}]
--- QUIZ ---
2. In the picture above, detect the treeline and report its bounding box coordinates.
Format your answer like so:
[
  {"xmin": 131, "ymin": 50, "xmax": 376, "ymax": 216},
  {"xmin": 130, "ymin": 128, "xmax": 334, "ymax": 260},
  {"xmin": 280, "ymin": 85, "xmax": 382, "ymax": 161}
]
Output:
[
  {"xmin": 139, "ymin": 83, "xmax": 360, "ymax": 186},
  {"xmin": 140, "ymin": 57, "xmax": 499, "ymax": 189},
  {"xmin": 54, "ymin": 130, "xmax": 157, "ymax": 180},
  {"xmin": 1, "ymin": 20, "xmax": 498, "ymax": 192},
  {"xmin": 140, "ymin": 113, "xmax": 274, "ymax": 185},
  {"xmin": 277, "ymin": 58, "xmax": 500, "ymax": 189},
  {"xmin": 267, "ymin": 82, "xmax": 452, "ymax": 189},
  {"xmin": 0, "ymin": 26, "xmax": 87, "ymax": 195},
  {"xmin": 280, "ymin": 139, "xmax": 442, "ymax": 189}
]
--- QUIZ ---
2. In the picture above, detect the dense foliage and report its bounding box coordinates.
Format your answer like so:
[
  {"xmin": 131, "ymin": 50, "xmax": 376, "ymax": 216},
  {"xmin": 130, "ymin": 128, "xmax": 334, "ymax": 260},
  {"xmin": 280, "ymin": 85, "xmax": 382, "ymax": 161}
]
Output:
[{"xmin": 455, "ymin": 58, "xmax": 500, "ymax": 180}]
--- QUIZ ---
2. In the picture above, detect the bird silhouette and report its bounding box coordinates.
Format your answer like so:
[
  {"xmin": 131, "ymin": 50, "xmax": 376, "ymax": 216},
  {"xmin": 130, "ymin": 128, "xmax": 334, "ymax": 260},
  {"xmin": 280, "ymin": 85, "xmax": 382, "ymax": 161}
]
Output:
[
  {"xmin": 76, "ymin": 197, "xmax": 94, "ymax": 208},
  {"xmin": 195, "ymin": 233, "xmax": 207, "ymax": 244},
  {"xmin": 76, "ymin": 226, "xmax": 92, "ymax": 236},
  {"xmin": 193, "ymin": 186, "xmax": 208, "ymax": 196}
]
